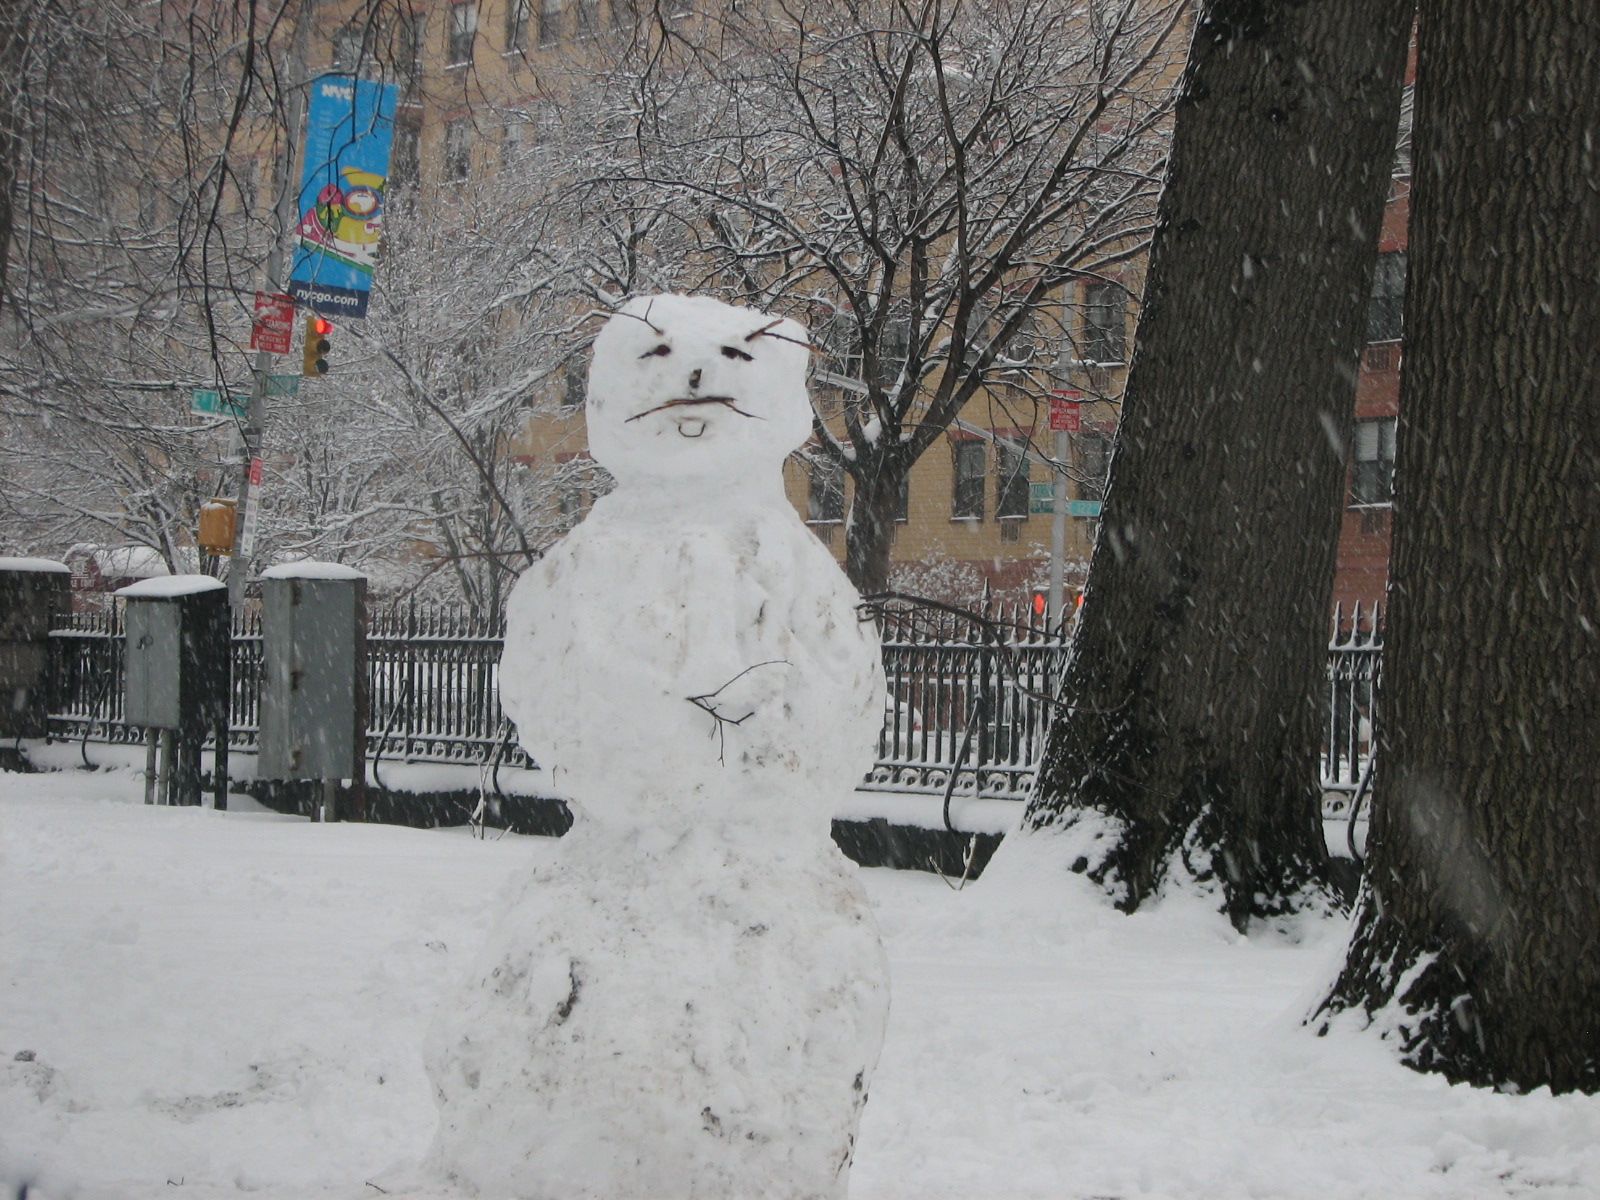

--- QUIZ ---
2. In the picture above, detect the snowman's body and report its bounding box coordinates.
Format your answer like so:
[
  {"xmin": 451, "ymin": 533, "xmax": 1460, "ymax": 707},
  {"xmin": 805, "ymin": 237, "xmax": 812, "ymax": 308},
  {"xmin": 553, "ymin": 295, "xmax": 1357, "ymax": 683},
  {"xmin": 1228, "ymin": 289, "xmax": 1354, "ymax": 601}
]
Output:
[{"xmin": 423, "ymin": 296, "xmax": 889, "ymax": 1199}]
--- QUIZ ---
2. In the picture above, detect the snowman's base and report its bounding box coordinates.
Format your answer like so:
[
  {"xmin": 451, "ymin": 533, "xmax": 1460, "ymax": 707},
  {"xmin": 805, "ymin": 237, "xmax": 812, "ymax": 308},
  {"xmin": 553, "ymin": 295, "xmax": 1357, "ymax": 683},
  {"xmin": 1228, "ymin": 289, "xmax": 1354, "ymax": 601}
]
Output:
[{"xmin": 420, "ymin": 819, "xmax": 889, "ymax": 1200}]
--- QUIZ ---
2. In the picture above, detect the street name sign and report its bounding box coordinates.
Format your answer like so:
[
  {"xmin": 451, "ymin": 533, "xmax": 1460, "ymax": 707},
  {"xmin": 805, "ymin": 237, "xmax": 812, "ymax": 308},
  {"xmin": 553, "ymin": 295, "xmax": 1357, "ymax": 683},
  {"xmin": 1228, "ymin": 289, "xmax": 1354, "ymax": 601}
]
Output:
[{"xmin": 191, "ymin": 389, "xmax": 246, "ymax": 418}]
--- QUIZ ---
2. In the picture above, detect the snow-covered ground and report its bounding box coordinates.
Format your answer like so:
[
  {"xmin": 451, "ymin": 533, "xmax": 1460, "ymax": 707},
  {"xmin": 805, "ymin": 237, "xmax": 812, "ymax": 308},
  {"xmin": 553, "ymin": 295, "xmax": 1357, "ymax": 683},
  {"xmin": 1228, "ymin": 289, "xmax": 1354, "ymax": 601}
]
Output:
[{"xmin": 4, "ymin": 761, "xmax": 1598, "ymax": 1200}]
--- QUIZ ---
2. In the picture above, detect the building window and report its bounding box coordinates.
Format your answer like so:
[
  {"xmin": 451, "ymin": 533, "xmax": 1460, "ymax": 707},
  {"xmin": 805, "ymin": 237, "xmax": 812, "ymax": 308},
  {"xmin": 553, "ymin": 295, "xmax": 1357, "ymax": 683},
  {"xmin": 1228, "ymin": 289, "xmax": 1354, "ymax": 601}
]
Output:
[
  {"xmin": 332, "ymin": 24, "xmax": 364, "ymax": 69},
  {"xmin": 540, "ymin": 0, "xmax": 563, "ymax": 44},
  {"xmin": 558, "ymin": 487, "xmax": 587, "ymax": 522},
  {"xmin": 610, "ymin": 0, "xmax": 634, "ymax": 28},
  {"xmin": 444, "ymin": 118, "xmax": 473, "ymax": 181},
  {"xmin": 1083, "ymin": 281, "xmax": 1126, "ymax": 364},
  {"xmin": 808, "ymin": 458, "xmax": 845, "ymax": 524},
  {"xmin": 953, "ymin": 441, "xmax": 985, "ymax": 520},
  {"xmin": 502, "ymin": 119, "xmax": 525, "ymax": 167},
  {"xmin": 1367, "ymin": 251, "xmax": 1406, "ymax": 343},
  {"xmin": 1352, "ymin": 417, "xmax": 1397, "ymax": 506},
  {"xmin": 895, "ymin": 473, "xmax": 909, "ymax": 523},
  {"xmin": 448, "ymin": 1, "xmax": 477, "ymax": 65},
  {"xmin": 391, "ymin": 118, "xmax": 422, "ymax": 189},
  {"xmin": 562, "ymin": 357, "xmax": 587, "ymax": 409},
  {"xmin": 996, "ymin": 441, "xmax": 1029, "ymax": 520},
  {"xmin": 1076, "ymin": 431, "xmax": 1111, "ymax": 501},
  {"xmin": 507, "ymin": 0, "xmax": 530, "ymax": 50},
  {"xmin": 574, "ymin": 0, "xmax": 598, "ymax": 37}
]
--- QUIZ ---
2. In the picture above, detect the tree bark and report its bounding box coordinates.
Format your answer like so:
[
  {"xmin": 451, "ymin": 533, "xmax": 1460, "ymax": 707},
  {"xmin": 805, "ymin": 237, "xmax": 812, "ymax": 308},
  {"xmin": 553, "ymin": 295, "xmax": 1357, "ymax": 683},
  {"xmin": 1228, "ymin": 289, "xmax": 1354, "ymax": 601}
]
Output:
[
  {"xmin": 1318, "ymin": 1, "xmax": 1600, "ymax": 1093},
  {"xmin": 0, "ymin": 2, "xmax": 28, "ymax": 316},
  {"xmin": 1022, "ymin": 0, "xmax": 1412, "ymax": 928},
  {"xmin": 844, "ymin": 459, "xmax": 905, "ymax": 597}
]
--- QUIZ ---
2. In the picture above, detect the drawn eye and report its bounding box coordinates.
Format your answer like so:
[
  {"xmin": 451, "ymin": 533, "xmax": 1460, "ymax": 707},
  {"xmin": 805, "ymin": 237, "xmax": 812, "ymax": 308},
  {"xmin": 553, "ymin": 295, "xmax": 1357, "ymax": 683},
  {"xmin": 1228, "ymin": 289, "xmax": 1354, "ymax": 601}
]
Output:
[
  {"xmin": 720, "ymin": 346, "xmax": 754, "ymax": 361},
  {"xmin": 640, "ymin": 344, "xmax": 672, "ymax": 358}
]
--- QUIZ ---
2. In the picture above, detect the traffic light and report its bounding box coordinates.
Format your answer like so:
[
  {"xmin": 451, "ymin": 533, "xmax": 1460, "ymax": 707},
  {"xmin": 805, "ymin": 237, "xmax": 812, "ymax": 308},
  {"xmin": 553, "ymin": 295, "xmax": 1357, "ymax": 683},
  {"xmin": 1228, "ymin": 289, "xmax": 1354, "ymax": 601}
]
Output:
[
  {"xmin": 302, "ymin": 314, "xmax": 333, "ymax": 376},
  {"xmin": 1030, "ymin": 588, "xmax": 1049, "ymax": 620}
]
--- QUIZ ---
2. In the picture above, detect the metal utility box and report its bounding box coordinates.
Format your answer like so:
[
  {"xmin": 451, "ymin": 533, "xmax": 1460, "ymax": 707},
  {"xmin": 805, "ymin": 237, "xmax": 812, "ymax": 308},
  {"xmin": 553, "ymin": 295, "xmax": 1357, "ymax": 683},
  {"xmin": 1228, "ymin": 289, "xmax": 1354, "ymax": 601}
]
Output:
[
  {"xmin": 257, "ymin": 567, "xmax": 367, "ymax": 781},
  {"xmin": 118, "ymin": 579, "xmax": 230, "ymax": 733},
  {"xmin": 0, "ymin": 558, "xmax": 72, "ymax": 741}
]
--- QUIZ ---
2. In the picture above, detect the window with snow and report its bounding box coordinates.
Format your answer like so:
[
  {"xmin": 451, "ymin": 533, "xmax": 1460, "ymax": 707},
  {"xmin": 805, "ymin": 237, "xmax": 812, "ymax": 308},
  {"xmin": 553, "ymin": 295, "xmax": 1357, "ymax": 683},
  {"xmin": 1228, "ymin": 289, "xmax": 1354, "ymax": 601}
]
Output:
[
  {"xmin": 562, "ymin": 356, "xmax": 587, "ymax": 410},
  {"xmin": 1076, "ymin": 431, "xmax": 1110, "ymax": 502},
  {"xmin": 444, "ymin": 119, "xmax": 473, "ymax": 181},
  {"xmin": 391, "ymin": 118, "xmax": 422, "ymax": 190},
  {"xmin": 507, "ymin": 0, "xmax": 530, "ymax": 51},
  {"xmin": 448, "ymin": 1, "xmax": 477, "ymax": 65},
  {"xmin": 331, "ymin": 25, "xmax": 364, "ymax": 70},
  {"xmin": 540, "ymin": 0, "xmax": 563, "ymax": 44},
  {"xmin": 1366, "ymin": 251, "xmax": 1406, "ymax": 343},
  {"xmin": 1082, "ymin": 281, "xmax": 1126, "ymax": 364},
  {"xmin": 952, "ymin": 441, "xmax": 985, "ymax": 521},
  {"xmin": 1351, "ymin": 417, "xmax": 1397, "ymax": 507},
  {"xmin": 574, "ymin": 0, "xmax": 598, "ymax": 37},
  {"xmin": 808, "ymin": 458, "xmax": 846, "ymax": 524},
  {"xmin": 996, "ymin": 442, "xmax": 1029, "ymax": 520}
]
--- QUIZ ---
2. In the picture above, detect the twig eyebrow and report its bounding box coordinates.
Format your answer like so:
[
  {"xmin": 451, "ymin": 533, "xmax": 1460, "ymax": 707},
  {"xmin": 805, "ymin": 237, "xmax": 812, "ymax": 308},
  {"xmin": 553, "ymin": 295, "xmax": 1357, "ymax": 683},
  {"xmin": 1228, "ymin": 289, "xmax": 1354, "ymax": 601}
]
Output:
[
  {"xmin": 616, "ymin": 300, "xmax": 665, "ymax": 336},
  {"xmin": 745, "ymin": 318, "xmax": 812, "ymax": 352}
]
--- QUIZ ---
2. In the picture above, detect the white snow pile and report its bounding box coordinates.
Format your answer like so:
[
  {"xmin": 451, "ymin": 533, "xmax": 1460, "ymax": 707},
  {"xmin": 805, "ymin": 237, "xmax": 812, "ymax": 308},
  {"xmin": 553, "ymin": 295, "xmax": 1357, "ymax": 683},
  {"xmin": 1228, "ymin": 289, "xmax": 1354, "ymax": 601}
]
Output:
[
  {"xmin": 422, "ymin": 295, "xmax": 889, "ymax": 1198},
  {"xmin": 114, "ymin": 574, "xmax": 227, "ymax": 599},
  {"xmin": 5, "ymin": 771, "xmax": 1600, "ymax": 1199},
  {"xmin": 0, "ymin": 557, "xmax": 70, "ymax": 574},
  {"xmin": 259, "ymin": 561, "xmax": 367, "ymax": 581}
]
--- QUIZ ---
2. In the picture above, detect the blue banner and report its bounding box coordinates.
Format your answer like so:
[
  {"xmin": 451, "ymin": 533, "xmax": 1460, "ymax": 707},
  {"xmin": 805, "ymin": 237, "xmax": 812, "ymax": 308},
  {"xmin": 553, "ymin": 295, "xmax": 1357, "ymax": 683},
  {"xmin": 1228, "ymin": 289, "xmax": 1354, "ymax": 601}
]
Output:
[{"xmin": 288, "ymin": 75, "xmax": 399, "ymax": 320}]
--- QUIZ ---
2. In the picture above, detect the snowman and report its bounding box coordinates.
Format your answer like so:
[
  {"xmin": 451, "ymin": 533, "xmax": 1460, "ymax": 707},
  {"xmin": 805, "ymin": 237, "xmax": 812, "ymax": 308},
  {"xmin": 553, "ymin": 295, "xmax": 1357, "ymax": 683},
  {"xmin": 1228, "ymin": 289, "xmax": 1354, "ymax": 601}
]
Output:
[{"xmin": 421, "ymin": 295, "xmax": 890, "ymax": 1200}]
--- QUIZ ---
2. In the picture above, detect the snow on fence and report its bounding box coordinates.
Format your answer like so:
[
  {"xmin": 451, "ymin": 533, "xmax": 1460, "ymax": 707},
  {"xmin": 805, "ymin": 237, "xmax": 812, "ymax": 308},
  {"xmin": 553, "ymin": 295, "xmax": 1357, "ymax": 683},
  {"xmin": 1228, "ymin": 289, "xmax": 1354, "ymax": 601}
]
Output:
[{"xmin": 43, "ymin": 597, "xmax": 1380, "ymax": 809}]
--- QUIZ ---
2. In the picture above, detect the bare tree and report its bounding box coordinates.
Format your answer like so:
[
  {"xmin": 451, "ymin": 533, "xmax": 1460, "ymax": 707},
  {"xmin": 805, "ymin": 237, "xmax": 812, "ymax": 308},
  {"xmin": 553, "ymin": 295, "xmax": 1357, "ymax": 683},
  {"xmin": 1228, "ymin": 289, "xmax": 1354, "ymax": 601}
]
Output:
[
  {"xmin": 1318, "ymin": 0, "xmax": 1600, "ymax": 1093},
  {"xmin": 594, "ymin": 0, "xmax": 1186, "ymax": 593},
  {"xmin": 1020, "ymin": 0, "xmax": 1412, "ymax": 929}
]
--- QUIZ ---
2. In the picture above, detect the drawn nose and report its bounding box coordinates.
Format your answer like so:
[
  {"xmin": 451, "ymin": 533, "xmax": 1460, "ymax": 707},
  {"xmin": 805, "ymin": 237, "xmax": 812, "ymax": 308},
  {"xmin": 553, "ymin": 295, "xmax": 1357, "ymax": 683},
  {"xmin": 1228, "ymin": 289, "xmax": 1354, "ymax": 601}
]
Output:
[{"xmin": 688, "ymin": 368, "xmax": 703, "ymax": 391}]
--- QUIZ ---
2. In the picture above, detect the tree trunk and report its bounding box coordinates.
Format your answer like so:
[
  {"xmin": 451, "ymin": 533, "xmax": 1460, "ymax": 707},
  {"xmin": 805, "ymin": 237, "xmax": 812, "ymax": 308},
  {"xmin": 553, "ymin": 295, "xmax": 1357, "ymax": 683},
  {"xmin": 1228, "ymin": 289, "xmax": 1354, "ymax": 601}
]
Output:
[
  {"xmin": 1317, "ymin": 1, "xmax": 1600, "ymax": 1094},
  {"xmin": 1022, "ymin": 0, "xmax": 1412, "ymax": 928},
  {"xmin": 844, "ymin": 460, "xmax": 903, "ymax": 597},
  {"xmin": 0, "ymin": 2, "xmax": 27, "ymax": 316}
]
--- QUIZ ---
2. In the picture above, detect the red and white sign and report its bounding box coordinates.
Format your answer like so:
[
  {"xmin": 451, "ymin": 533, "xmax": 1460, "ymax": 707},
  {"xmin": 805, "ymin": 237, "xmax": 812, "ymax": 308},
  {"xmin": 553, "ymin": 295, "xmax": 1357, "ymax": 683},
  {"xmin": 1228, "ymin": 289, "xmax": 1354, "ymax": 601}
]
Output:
[
  {"xmin": 1050, "ymin": 390, "xmax": 1082, "ymax": 432},
  {"xmin": 250, "ymin": 292, "xmax": 296, "ymax": 355},
  {"xmin": 239, "ymin": 457, "xmax": 265, "ymax": 557}
]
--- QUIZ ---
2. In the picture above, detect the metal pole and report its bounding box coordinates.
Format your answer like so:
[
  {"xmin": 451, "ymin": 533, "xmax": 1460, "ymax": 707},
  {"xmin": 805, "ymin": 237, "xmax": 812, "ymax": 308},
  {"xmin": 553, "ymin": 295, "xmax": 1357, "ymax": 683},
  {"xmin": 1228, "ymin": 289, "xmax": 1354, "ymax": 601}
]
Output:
[
  {"xmin": 1048, "ymin": 427, "xmax": 1069, "ymax": 626},
  {"xmin": 227, "ymin": 0, "xmax": 315, "ymax": 610},
  {"xmin": 157, "ymin": 729, "xmax": 175, "ymax": 806},
  {"xmin": 144, "ymin": 729, "xmax": 158, "ymax": 805}
]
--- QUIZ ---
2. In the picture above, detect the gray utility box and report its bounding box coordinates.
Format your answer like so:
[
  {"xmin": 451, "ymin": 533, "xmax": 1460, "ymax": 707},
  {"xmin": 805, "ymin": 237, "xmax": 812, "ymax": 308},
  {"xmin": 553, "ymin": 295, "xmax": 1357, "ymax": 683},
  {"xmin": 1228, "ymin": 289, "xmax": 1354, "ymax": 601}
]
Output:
[
  {"xmin": 119, "ymin": 579, "xmax": 231, "ymax": 733},
  {"xmin": 257, "ymin": 568, "xmax": 367, "ymax": 781},
  {"xmin": 0, "ymin": 558, "xmax": 72, "ymax": 740}
]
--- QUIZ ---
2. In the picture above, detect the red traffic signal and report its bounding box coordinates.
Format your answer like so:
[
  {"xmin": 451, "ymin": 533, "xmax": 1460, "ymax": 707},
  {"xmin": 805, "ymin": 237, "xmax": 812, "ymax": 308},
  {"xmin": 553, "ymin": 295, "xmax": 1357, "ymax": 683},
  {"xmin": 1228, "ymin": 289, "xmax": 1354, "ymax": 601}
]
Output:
[
  {"xmin": 1030, "ymin": 589, "xmax": 1048, "ymax": 618},
  {"xmin": 303, "ymin": 315, "xmax": 333, "ymax": 376}
]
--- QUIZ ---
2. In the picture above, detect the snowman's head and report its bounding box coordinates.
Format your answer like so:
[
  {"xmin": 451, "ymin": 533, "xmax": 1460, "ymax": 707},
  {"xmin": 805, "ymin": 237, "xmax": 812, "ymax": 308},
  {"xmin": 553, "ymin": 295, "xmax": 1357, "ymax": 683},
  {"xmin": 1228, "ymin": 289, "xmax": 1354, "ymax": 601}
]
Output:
[{"xmin": 586, "ymin": 294, "xmax": 813, "ymax": 485}]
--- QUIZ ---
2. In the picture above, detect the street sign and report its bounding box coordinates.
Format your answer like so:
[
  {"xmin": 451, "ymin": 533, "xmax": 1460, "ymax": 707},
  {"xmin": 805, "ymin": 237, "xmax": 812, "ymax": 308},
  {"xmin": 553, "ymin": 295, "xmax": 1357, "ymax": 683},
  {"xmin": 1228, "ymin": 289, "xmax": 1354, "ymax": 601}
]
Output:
[
  {"xmin": 266, "ymin": 373, "xmax": 301, "ymax": 397},
  {"xmin": 1050, "ymin": 393, "xmax": 1082, "ymax": 432},
  {"xmin": 250, "ymin": 291, "xmax": 296, "ymax": 354},
  {"xmin": 1028, "ymin": 485, "xmax": 1102, "ymax": 518},
  {"xmin": 191, "ymin": 388, "xmax": 246, "ymax": 418}
]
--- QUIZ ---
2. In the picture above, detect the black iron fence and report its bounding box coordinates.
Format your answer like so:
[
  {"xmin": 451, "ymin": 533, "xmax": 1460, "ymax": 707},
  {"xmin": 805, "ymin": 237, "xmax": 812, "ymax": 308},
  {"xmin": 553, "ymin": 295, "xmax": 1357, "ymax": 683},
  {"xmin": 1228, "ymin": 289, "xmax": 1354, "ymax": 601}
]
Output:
[
  {"xmin": 1322, "ymin": 602, "xmax": 1383, "ymax": 806},
  {"xmin": 44, "ymin": 596, "xmax": 1379, "ymax": 809}
]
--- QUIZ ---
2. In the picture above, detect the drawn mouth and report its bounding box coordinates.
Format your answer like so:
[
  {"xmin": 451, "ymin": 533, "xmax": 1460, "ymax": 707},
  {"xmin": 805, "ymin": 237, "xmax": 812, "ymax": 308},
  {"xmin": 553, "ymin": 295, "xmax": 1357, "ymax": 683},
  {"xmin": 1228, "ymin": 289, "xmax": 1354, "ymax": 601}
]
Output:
[
  {"xmin": 677, "ymin": 417, "xmax": 706, "ymax": 438},
  {"xmin": 624, "ymin": 396, "xmax": 760, "ymax": 424}
]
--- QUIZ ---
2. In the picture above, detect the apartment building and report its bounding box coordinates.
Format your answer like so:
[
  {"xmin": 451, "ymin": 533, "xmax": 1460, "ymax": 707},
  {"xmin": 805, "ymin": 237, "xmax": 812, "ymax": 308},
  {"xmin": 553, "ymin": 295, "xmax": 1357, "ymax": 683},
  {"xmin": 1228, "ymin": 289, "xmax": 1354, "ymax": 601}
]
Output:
[{"xmin": 303, "ymin": 0, "xmax": 1394, "ymax": 612}]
